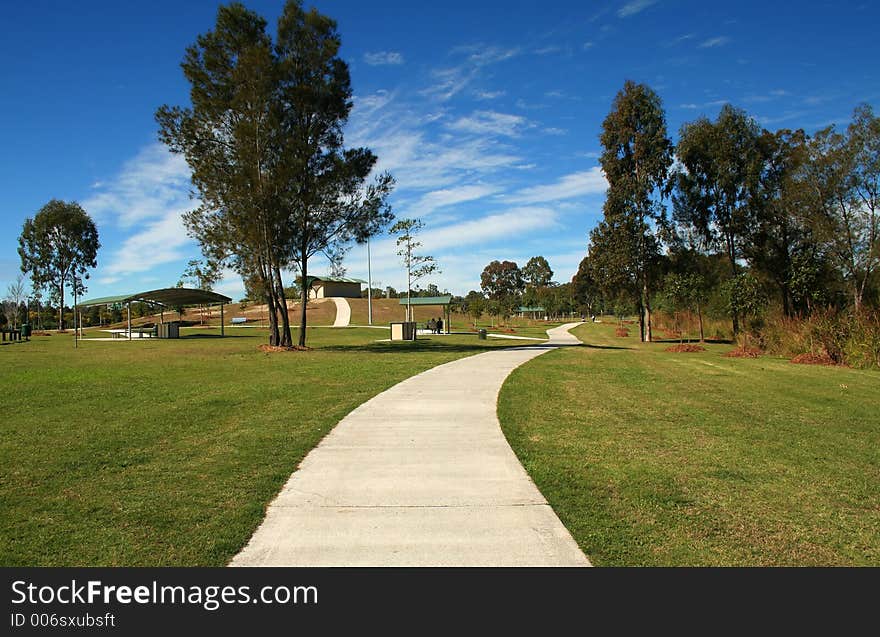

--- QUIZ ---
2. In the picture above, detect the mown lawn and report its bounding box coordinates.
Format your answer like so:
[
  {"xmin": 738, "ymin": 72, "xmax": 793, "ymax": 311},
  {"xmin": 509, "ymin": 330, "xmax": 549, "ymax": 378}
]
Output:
[
  {"xmin": 498, "ymin": 321, "xmax": 880, "ymax": 566},
  {"xmin": 0, "ymin": 326, "xmax": 511, "ymax": 566}
]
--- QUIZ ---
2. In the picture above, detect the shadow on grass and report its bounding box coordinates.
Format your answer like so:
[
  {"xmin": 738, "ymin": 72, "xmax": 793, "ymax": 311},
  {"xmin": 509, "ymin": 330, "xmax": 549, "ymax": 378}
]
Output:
[
  {"xmin": 581, "ymin": 343, "xmax": 634, "ymax": 350},
  {"xmin": 320, "ymin": 340, "xmax": 513, "ymax": 354},
  {"xmin": 653, "ymin": 338, "xmax": 734, "ymax": 345}
]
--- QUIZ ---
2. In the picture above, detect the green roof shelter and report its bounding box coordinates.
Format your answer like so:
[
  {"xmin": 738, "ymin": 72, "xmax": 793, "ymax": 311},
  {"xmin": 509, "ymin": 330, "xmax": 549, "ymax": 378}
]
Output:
[
  {"xmin": 78, "ymin": 287, "xmax": 232, "ymax": 341},
  {"xmin": 517, "ymin": 306, "xmax": 545, "ymax": 318},
  {"xmin": 399, "ymin": 296, "xmax": 453, "ymax": 334},
  {"xmin": 306, "ymin": 276, "xmax": 367, "ymax": 299}
]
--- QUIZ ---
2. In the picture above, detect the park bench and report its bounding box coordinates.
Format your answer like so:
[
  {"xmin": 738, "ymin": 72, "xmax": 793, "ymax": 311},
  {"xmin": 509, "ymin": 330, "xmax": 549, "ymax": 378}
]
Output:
[
  {"xmin": 1, "ymin": 328, "xmax": 23, "ymax": 342},
  {"xmin": 231, "ymin": 317, "xmax": 247, "ymax": 325}
]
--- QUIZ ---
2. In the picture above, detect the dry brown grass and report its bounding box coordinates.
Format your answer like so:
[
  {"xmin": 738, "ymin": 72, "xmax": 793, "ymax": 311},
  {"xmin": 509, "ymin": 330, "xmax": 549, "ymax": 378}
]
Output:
[
  {"xmin": 724, "ymin": 347, "xmax": 761, "ymax": 358},
  {"xmin": 790, "ymin": 352, "xmax": 844, "ymax": 366},
  {"xmin": 665, "ymin": 344, "xmax": 707, "ymax": 353}
]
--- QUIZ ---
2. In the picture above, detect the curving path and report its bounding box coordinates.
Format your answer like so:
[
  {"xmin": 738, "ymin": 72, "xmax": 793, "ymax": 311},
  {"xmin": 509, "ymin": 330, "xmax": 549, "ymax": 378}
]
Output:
[
  {"xmin": 231, "ymin": 322, "xmax": 590, "ymax": 566},
  {"xmin": 330, "ymin": 297, "xmax": 351, "ymax": 327}
]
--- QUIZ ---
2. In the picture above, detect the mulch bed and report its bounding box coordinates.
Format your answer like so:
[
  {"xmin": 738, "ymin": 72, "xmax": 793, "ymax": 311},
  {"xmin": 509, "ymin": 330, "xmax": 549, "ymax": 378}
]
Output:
[
  {"xmin": 790, "ymin": 352, "xmax": 845, "ymax": 366},
  {"xmin": 258, "ymin": 344, "xmax": 312, "ymax": 353},
  {"xmin": 665, "ymin": 344, "xmax": 706, "ymax": 353},
  {"xmin": 724, "ymin": 347, "xmax": 762, "ymax": 358},
  {"xmin": 614, "ymin": 327, "xmax": 630, "ymax": 337}
]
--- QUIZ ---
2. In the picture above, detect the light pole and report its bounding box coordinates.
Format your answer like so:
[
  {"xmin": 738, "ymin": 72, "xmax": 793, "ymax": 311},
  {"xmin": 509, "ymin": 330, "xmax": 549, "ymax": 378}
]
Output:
[
  {"xmin": 367, "ymin": 237, "xmax": 373, "ymax": 326},
  {"xmin": 72, "ymin": 273, "xmax": 78, "ymax": 349}
]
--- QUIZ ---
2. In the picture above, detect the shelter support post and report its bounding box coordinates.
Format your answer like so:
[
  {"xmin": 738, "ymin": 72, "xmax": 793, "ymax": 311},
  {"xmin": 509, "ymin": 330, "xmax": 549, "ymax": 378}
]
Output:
[
  {"xmin": 220, "ymin": 303, "xmax": 224, "ymax": 337},
  {"xmin": 127, "ymin": 302, "xmax": 131, "ymax": 341}
]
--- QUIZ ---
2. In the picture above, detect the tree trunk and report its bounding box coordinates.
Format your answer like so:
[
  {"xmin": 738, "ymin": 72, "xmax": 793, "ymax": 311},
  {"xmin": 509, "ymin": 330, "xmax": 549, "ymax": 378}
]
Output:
[
  {"xmin": 728, "ymin": 234, "xmax": 740, "ymax": 336},
  {"xmin": 781, "ymin": 281, "xmax": 791, "ymax": 317},
  {"xmin": 698, "ymin": 303, "xmax": 705, "ymax": 343},
  {"xmin": 57, "ymin": 281, "xmax": 64, "ymax": 332},
  {"xmin": 298, "ymin": 253, "xmax": 308, "ymax": 348},
  {"xmin": 643, "ymin": 282, "xmax": 653, "ymax": 343},
  {"xmin": 637, "ymin": 297, "xmax": 645, "ymax": 342},
  {"xmin": 273, "ymin": 265, "xmax": 292, "ymax": 347},
  {"xmin": 258, "ymin": 257, "xmax": 280, "ymax": 346}
]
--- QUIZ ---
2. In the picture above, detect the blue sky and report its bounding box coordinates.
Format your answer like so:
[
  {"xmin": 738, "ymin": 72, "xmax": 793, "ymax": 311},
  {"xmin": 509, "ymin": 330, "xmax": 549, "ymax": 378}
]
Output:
[{"xmin": 2, "ymin": 0, "xmax": 878, "ymax": 301}]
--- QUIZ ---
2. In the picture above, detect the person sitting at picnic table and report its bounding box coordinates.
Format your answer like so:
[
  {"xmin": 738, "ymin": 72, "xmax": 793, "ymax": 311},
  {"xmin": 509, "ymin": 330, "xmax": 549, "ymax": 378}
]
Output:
[{"xmin": 427, "ymin": 318, "xmax": 436, "ymax": 333}]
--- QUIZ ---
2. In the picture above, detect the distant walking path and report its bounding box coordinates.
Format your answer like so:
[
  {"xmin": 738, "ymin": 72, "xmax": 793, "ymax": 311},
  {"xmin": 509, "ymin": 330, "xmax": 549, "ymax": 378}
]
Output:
[
  {"xmin": 330, "ymin": 297, "xmax": 351, "ymax": 327},
  {"xmin": 231, "ymin": 322, "xmax": 590, "ymax": 566}
]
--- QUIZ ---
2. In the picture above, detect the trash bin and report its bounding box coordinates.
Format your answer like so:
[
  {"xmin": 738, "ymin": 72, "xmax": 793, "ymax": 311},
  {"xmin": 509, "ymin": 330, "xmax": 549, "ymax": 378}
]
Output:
[
  {"xmin": 21, "ymin": 323, "xmax": 31, "ymax": 341},
  {"xmin": 478, "ymin": 328, "xmax": 487, "ymax": 340}
]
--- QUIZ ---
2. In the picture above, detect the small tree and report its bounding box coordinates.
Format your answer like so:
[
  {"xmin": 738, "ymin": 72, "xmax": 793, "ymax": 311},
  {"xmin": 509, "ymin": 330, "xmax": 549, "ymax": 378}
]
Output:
[
  {"xmin": 6, "ymin": 274, "xmax": 28, "ymax": 330},
  {"xmin": 18, "ymin": 200, "xmax": 100, "ymax": 331},
  {"xmin": 661, "ymin": 272, "xmax": 708, "ymax": 343},
  {"xmin": 466, "ymin": 293, "xmax": 486, "ymax": 328},
  {"xmin": 391, "ymin": 219, "xmax": 439, "ymax": 321},
  {"xmin": 480, "ymin": 260, "xmax": 523, "ymax": 324},
  {"xmin": 723, "ymin": 273, "xmax": 768, "ymax": 350},
  {"xmin": 486, "ymin": 299, "xmax": 502, "ymax": 328},
  {"xmin": 178, "ymin": 258, "xmax": 222, "ymax": 324}
]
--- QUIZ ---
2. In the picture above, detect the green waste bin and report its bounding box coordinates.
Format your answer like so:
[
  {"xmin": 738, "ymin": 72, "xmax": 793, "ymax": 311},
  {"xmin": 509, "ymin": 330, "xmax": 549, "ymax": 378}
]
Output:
[
  {"xmin": 478, "ymin": 329, "xmax": 487, "ymax": 340},
  {"xmin": 21, "ymin": 323, "xmax": 31, "ymax": 340}
]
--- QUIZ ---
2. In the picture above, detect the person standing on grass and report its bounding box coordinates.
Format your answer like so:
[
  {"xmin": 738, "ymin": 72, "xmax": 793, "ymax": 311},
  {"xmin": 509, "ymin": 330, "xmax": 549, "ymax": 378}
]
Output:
[{"xmin": 437, "ymin": 317, "xmax": 443, "ymax": 334}]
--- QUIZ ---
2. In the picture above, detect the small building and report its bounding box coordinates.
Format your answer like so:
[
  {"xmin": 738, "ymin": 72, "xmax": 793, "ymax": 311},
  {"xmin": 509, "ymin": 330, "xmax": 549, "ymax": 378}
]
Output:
[
  {"xmin": 518, "ymin": 306, "xmax": 546, "ymax": 319},
  {"xmin": 307, "ymin": 276, "xmax": 366, "ymax": 299}
]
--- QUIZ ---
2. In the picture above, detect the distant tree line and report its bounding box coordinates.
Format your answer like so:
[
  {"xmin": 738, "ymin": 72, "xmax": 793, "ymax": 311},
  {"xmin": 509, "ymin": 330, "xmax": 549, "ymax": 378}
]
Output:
[
  {"xmin": 573, "ymin": 80, "xmax": 879, "ymax": 352},
  {"xmin": 450, "ymin": 256, "xmax": 577, "ymax": 327}
]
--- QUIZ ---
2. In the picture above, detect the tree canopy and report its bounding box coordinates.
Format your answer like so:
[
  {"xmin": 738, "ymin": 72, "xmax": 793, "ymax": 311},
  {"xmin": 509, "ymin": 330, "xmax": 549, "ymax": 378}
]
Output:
[
  {"xmin": 592, "ymin": 80, "xmax": 673, "ymax": 341},
  {"xmin": 157, "ymin": 0, "xmax": 393, "ymax": 347},
  {"xmin": 18, "ymin": 199, "xmax": 100, "ymax": 331},
  {"xmin": 391, "ymin": 218, "xmax": 438, "ymax": 321}
]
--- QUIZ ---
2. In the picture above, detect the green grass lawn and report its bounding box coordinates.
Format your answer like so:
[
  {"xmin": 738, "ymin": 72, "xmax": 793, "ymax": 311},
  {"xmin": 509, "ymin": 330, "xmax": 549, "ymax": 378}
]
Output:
[
  {"xmin": 0, "ymin": 326, "xmax": 513, "ymax": 566},
  {"xmin": 498, "ymin": 321, "xmax": 880, "ymax": 566}
]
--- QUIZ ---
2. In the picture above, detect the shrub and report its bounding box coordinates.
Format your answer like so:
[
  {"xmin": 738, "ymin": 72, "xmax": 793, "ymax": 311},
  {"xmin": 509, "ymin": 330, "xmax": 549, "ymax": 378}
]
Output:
[{"xmin": 758, "ymin": 308, "xmax": 880, "ymax": 369}]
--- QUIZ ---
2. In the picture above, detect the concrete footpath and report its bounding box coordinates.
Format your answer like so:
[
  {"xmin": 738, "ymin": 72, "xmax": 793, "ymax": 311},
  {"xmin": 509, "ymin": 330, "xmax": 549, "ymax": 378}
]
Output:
[
  {"xmin": 231, "ymin": 322, "xmax": 590, "ymax": 566},
  {"xmin": 330, "ymin": 297, "xmax": 351, "ymax": 327}
]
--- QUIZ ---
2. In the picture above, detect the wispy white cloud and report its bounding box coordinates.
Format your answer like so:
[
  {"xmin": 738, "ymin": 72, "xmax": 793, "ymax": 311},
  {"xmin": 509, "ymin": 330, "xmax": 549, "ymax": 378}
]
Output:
[
  {"xmin": 618, "ymin": 0, "xmax": 658, "ymax": 18},
  {"xmin": 680, "ymin": 99, "xmax": 730, "ymax": 110},
  {"xmin": 505, "ymin": 168, "xmax": 607, "ymax": 204},
  {"xmin": 421, "ymin": 208, "xmax": 558, "ymax": 252},
  {"xmin": 82, "ymin": 144, "xmax": 193, "ymax": 228},
  {"xmin": 409, "ymin": 184, "xmax": 500, "ymax": 217},
  {"xmin": 756, "ymin": 110, "xmax": 809, "ymax": 126},
  {"xmin": 474, "ymin": 90, "xmax": 506, "ymax": 100},
  {"xmin": 447, "ymin": 110, "xmax": 530, "ymax": 137},
  {"xmin": 534, "ymin": 45, "xmax": 563, "ymax": 55},
  {"xmin": 422, "ymin": 45, "xmax": 520, "ymax": 102},
  {"xmin": 583, "ymin": 41, "xmax": 595, "ymax": 50},
  {"xmin": 699, "ymin": 36, "xmax": 731, "ymax": 48},
  {"xmin": 543, "ymin": 127, "xmax": 568, "ymax": 136},
  {"xmin": 348, "ymin": 93, "xmax": 523, "ymax": 192},
  {"xmin": 81, "ymin": 143, "xmax": 200, "ymax": 281},
  {"xmin": 363, "ymin": 51, "xmax": 405, "ymax": 66},
  {"xmin": 663, "ymin": 33, "xmax": 695, "ymax": 47},
  {"xmin": 102, "ymin": 209, "xmax": 194, "ymax": 277}
]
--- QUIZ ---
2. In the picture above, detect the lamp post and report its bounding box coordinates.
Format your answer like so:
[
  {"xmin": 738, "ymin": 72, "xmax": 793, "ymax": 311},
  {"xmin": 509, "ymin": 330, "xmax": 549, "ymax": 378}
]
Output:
[
  {"xmin": 367, "ymin": 237, "xmax": 373, "ymax": 326},
  {"xmin": 72, "ymin": 273, "xmax": 78, "ymax": 349}
]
